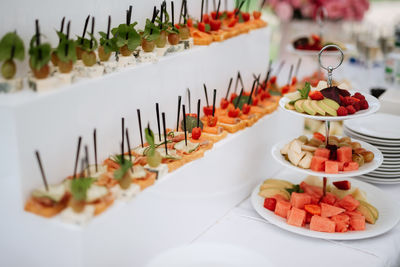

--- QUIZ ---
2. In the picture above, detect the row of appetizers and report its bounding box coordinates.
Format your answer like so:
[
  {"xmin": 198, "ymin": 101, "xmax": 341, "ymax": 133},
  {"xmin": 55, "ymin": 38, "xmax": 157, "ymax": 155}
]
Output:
[
  {"xmin": 25, "ymin": 68, "xmax": 287, "ymax": 225},
  {"xmin": 0, "ymin": 0, "xmax": 267, "ymax": 93}
]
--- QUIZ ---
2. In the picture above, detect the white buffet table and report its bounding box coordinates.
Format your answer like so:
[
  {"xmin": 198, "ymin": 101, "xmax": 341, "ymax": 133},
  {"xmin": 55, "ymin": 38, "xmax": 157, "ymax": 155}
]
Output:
[{"xmin": 191, "ymin": 169, "xmax": 400, "ymax": 267}]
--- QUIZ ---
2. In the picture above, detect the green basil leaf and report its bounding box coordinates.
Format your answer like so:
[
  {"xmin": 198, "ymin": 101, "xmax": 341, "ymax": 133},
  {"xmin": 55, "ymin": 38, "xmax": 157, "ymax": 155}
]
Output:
[
  {"xmin": 113, "ymin": 160, "xmax": 132, "ymax": 180},
  {"xmin": 70, "ymin": 177, "xmax": 94, "ymax": 201}
]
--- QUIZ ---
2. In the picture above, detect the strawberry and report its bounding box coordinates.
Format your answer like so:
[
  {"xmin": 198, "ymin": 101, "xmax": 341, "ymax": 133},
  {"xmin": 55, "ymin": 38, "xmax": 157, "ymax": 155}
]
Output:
[
  {"xmin": 342, "ymin": 96, "xmax": 354, "ymax": 106},
  {"xmin": 191, "ymin": 127, "xmax": 201, "ymax": 140},
  {"xmin": 359, "ymin": 99, "xmax": 369, "ymax": 110},
  {"xmin": 337, "ymin": 106, "xmax": 348, "ymax": 116},
  {"xmin": 309, "ymin": 91, "xmax": 324, "ymax": 100},
  {"xmin": 241, "ymin": 12, "xmax": 251, "ymax": 22},
  {"xmin": 346, "ymin": 105, "xmax": 356, "ymax": 115},
  {"xmin": 253, "ymin": 10, "xmax": 262, "ymax": 19},
  {"xmin": 220, "ymin": 98, "xmax": 229, "ymax": 109},
  {"xmin": 353, "ymin": 101, "xmax": 360, "ymax": 111},
  {"xmin": 242, "ymin": 103, "xmax": 251, "ymax": 114},
  {"xmin": 333, "ymin": 180, "xmax": 351, "ymax": 190},
  {"xmin": 339, "ymin": 95, "xmax": 344, "ymax": 104},
  {"xmin": 263, "ymin": 197, "xmax": 277, "ymax": 211},
  {"xmin": 210, "ymin": 19, "xmax": 221, "ymax": 31},
  {"xmin": 313, "ymin": 132, "xmax": 326, "ymax": 142},
  {"xmin": 198, "ymin": 22, "xmax": 206, "ymax": 32},
  {"xmin": 353, "ymin": 92, "xmax": 365, "ymax": 100}
]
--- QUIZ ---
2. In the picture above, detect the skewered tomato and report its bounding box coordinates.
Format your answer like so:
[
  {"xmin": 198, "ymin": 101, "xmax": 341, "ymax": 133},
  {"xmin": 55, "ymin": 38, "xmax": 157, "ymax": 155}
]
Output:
[
  {"xmin": 220, "ymin": 98, "xmax": 229, "ymax": 109},
  {"xmin": 228, "ymin": 108, "xmax": 240, "ymax": 118},
  {"xmin": 207, "ymin": 115, "xmax": 218, "ymax": 127},
  {"xmin": 242, "ymin": 103, "xmax": 251, "ymax": 114},
  {"xmin": 191, "ymin": 127, "xmax": 201, "ymax": 140}
]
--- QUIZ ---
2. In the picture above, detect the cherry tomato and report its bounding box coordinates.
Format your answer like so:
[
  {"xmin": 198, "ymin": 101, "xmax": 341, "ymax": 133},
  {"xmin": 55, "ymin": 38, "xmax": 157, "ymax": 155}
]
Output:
[
  {"xmin": 202, "ymin": 14, "xmax": 210, "ymax": 24},
  {"xmin": 253, "ymin": 11, "xmax": 262, "ymax": 19},
  {"xmin": 260, "ymin": 91, "xmax": 271, "ymax": 101},
  {"xmin": 228, "ymin": 18, "xmax": 238, "ymax": 27},
  {"xmin": 228, "ymin": 108, "xmax": 240, "ymax": 118},
  {"xmin": 187, "ymin": 113, "xmax": 197, "ymax": 118},
  {"xmin": 252, "ymin": 97, "xmax": 259, "ymax": 106},
  {"xmin": 230, "ymin": 93, "xmax": 238, "ymax": 103},
  {"xmin": 187, "ymin": 18, "xmax": 193, "ymax": 27},
  {"xmin": 281, "ymin": 85, "xmax": 290, "ymax": 95},
  {"xmin": 210, "ymin": 19, "xmax": 221, "ymax": 31},
  {"xmin": 270, "ymin": 76, "xmax": 277, "ymax": 84},
  {"xmin": 291, "ymin": 77, "xmax": 297, "ymax": 86},
  {"xmin": 198, "ymin": 22, "xmax": 206, "ymax": 32},
  {"xmin": 191, "ymin": 127, "xmax": 201, "ymax": 140},
  {"xmin": 242, "ymin": 103, "xmax": 251, "ymax": 114},
  {"xmin": 203, "ymin": 106, "xmax": 213, "ymax": 116},
  {"xmin": 227, "ymin": 11, "xmax": 235, "ymax": 18},
  {"xmin": 220, "ymin": 98, "xmax": 229, "ymax": 109},
  {"xmin": 241, "ymin": 12, "xmax": 250, "ymax": 22},
  {"xmin": 207, "ymin": 115, "xmax": 218, "ymax": 127}
]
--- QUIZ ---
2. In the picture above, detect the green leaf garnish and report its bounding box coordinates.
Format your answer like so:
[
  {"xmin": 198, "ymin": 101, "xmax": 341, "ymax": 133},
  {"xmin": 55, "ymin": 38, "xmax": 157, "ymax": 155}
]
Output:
[
  {"xmin": 111, "ymin": 23, "xmax": 141, "ymax": 51},
  {"xmin": 285, "ymin": 184, "xmax": 304, "ymax": 195},
  {"xmin": 56, "ymin": 32, "xmax": 77, "ymax": 63},
  {"xmin": 180, "ymin": 115, "xmax": 204, "ymax": 133},
  {"xmin": 142, "ymin": 19, "xmax": 161, "ymax": 41},
  {"xmin": 113, "ymin": 160, "xmax": 133, "ymax": 180},
  {"xmin": 232, "ymin": 95, "xmax": 252, "ymax": 110},
  {"xmin": 70, "ymin": 177, "xmax": 94, "ymax": 201},
  {"xmin": 99, "ymin": 31, "xmax": 118, "ymax": 54},
  {"xmin": 76, "ymin": 32, "xmax": 98, "ymax": 52},
  {"xmin": 29, "ymin": 36, "xmax": 51, "ymax": 70},
  {"xmin": 298, "ymin": 82, "xmax": 311, "ymax": 99},
  {"xmin": 0, "ymin": 32, "xmax": 25, "ymax": 61}
]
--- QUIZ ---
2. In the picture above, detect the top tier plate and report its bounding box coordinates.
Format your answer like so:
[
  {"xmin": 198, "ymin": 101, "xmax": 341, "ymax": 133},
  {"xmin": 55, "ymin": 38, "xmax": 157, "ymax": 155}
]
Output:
[{"xmin": 279, "ymin": 90, "xmax": 380, "ymax": 121}]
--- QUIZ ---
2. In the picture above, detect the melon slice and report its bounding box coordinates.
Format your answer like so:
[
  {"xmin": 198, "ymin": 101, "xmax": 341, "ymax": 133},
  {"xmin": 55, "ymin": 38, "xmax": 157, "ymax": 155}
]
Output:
[{"xmin": 321, "ymin": 202, "xmax": 345, "ymax": 218}]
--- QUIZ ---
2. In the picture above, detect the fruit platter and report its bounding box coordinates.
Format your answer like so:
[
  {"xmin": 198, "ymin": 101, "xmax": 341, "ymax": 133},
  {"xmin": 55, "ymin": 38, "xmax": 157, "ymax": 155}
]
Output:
[
  {"xmin": 272, "ymin": 133, "xmax": 383, "ymax": 178},
  {"xmin": 251, "ymin": 175, "xmax": 400, "ymax": 240},
  {"xmin": 279, "ymin": 82, "xmax": 380, "ymax": 121}
]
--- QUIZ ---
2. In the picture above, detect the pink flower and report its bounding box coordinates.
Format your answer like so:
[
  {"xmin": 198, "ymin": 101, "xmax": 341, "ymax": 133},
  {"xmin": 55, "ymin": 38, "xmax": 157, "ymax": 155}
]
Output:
[{"xmin": 275, "ymin": 1, "xmax": 294, "ymax": 21}]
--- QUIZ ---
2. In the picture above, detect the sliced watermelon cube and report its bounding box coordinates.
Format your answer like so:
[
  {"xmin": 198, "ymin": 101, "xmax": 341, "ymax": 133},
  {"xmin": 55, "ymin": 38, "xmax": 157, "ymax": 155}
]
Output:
[
  {"xmin": 321, "ymin": 192, "xmax": 337, "ymax": 206},
  {"xmin": 305, "ymin": 212, "xmax": 313, "ymax": 224},
  {"xmin": 310, "ymin": 156, "xmax": 327, "ymax": 172},
  {"xmin": 310, "ymin": 215, "xmax": 336, "ymax": 233},
  {"xmin": 338, "ymin": 161, "xmax": 345, "ymax": 171},
  {"xmin": 287, "ymin": 207, "xmax": 306, "ymax": 227},
  {"xmin": 337, "ymin": 195, "xmax": 360, "ymax": 211},
  {"xmin": 274, "ymin": 200, "xmax": 291, "ymax": 218},
  {"xmin": 343, "ymin": 161, "xmax": 359, "ymax": 172},
  {"xmin": 349, "ymin": 215, "xmax": 366, "ymax": 231},
  {"xmin": 290, "ymin": 192, "xmax": 312, "ymax": 209},
  {"xmin": 325, "ymin": 160, "xmax": 339, "ymax": 174},
  {"xmin": 337, "ymin": 146, "xmax": 352, "ymax": 163},
  {"xmin": 330, "ymin": 214, "xmax": 350, "ymax": 232},
  {"xmin": 314, "ymin": 148, "xmax": 330, "ymax": 159},
  {"xmin": 321, "ymin": 202, "xmax": 345, "ymax": 218},
  {"xmin": 300, "ymin": 182, "xmax": 323, "ymax": 203}
]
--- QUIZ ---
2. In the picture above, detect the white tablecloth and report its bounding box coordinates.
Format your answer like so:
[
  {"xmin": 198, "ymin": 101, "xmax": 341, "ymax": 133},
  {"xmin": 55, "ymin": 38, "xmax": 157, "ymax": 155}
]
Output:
[{"xmin": 193, "ymin": 169, "xmax": 400, "ymax": 267}]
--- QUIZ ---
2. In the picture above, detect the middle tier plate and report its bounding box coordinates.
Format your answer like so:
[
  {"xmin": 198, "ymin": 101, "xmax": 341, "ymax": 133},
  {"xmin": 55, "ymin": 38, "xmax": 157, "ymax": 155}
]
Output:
[{"xmin": 271, "ymin": 137, "xmax": 383, "ymax": 178}]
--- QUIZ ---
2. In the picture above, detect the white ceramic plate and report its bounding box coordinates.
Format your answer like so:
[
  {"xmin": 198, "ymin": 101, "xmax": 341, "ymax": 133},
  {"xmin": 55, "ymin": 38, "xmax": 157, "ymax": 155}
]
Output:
[
  {"xmin": 279, "ymin": 91, "xmax": 380, "ymax": 121},
  {"xmin": 286, "ymin": 43, "xmax": 355, "ymax": 57},
  {"xmin": 251, "ymin": 177, "xmax": 400, "ymax": 240},
  {"xmin": 356, "ymin": 176, "xmax": 400, "ymax": 185},
  {"xmin": 344, "ymin": 128, "xmax": 400, "ymax": 146},
  {"xmin": 146, "ymin": 243, "xmax": 273, "ymax": 267},
  {"xmin": 344, "ymin": 113, "xmax": 400, "ymax": 140},
  {"xmin": 272, "ymin": 137, "xmax": 383, "ymax": 178}
]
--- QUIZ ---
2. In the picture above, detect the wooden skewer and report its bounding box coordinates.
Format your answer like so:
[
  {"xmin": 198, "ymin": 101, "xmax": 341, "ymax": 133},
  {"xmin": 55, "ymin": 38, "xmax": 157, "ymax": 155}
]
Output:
[{"xmin": 35, "ymin": 151, "xmax": 49, "ymax": 191}]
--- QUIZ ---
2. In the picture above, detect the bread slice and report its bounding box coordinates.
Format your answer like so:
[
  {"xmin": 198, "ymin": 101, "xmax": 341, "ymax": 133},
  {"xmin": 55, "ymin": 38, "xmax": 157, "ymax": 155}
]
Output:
[
  {"xmin": 133, "ymin": 172, "xmax": 156, "ymax": 190},
  {"xmin": 217, "ymin": 120, "xmax": 247, "ymax": 133},
  {"xmin": 93, "ymin": 193, "xmax": 114, "ymax": 216},
  {"xmin": 24, "ymin": 197, "xmax": 68, "ymax": 218}
]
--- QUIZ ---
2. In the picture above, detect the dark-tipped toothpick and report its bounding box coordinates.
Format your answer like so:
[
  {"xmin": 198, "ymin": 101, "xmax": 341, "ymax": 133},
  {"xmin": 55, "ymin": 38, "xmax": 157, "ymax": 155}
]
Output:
[
  {"xmin": 58, "ymin": 17, "xmax": 65, "ymax": 44},
  {"xmin": 176, "ymin": 95, "xmax": 182, "ymax": 131},
  {"xmin": 248, "ymin": 79, "xmax": 257, "ymax": 105},
  {"xmin": 73, "ymin": 136, "xmax": 82, "ymax": 179},
  {"xmin": 235, "ymin": 88, "xmax": 244, "ymax": 109},
  {"xmin": 84, "ymin": 145, "xmax": 90, "ymax": 177},
  {"xmin": 295, "ymin": 57, "xmax": 302, "ymax": 78},
  {"xmin": 225, "ymin": 77, "xmax": 233, "ymax": 99},
  {"xmin": 287, "ymin": 64, "xmax": 294, "ymax": 85},
  {"xmin": 137, "ymin": 109, "xmax": 144, "ymax": 148},
  {"xmin": 156, "ymin": 103, "xmax": 161, "ymax": 142},
  {"xmin": 197, "ymin": 99, "xmax": 201, "ymax": 127},
  {"xmin": 126, "ymin": 128, "xmax": 133, "ymax": 172},
  {"xmin": 203, "ymin": 84, "xmax": 209, "ymax": 107},
  {"xmin": 106, "ymin": 15, "xmax": 111, "ymax": 40},
  {"xmin": 93, "ymin": 129, "xmax": 98, "ymax": 172},
  {"xmin": 200, "ymin": 0, "xmax": 204, "ymax": 22},
  {"xmin": 121, "ymin": 117, "xmax": 125, "ymax": 152},
  {"xmin": 182, "ymin": 104, "xmax": 187, "ymax": 146},
  {"xmin": 81, "ymin": 15, "xmax": 90, "ymax": 44},
  {"xmin": 35, "ymin": 151, "xmax": 49, "ymax": 191},
  {"xmin": 212, "ymin": 89, "xmax": 216, "ymax": 116},
  {"xmin": 162, "ymin": 112, "xmax": 168, "ymax": 155}
]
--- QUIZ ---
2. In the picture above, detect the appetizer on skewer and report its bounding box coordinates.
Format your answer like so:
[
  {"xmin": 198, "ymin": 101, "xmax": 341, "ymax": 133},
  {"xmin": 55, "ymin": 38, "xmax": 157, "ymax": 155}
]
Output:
[
  {"xmin": 0, "ymin": 31, "xmax": 25, "ymax": 80},
  {"xmin": 29, "ymin": 20, "xmax": 51, "ymax": 79},
  {"xmin": 98, "ymin": 16, "xmax": 117, "ymax": 62},
  {"xmin": 55, "ymin": 21, "xmax": 77, "ymax": 74}
]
